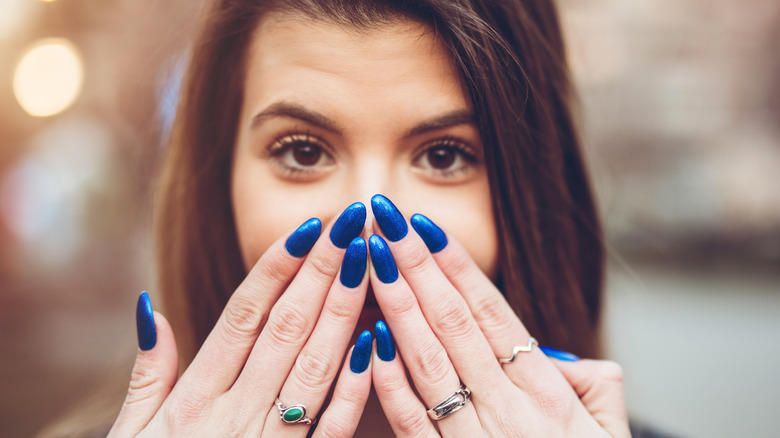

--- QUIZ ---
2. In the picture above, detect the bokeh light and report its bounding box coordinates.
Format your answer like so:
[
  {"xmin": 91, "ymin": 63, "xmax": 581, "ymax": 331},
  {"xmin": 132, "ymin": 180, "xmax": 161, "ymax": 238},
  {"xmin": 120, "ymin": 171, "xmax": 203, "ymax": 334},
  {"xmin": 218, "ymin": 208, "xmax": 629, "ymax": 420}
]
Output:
[{"xmin": 12, "ymin": 39, "xmax": 84, "ymax": 117}]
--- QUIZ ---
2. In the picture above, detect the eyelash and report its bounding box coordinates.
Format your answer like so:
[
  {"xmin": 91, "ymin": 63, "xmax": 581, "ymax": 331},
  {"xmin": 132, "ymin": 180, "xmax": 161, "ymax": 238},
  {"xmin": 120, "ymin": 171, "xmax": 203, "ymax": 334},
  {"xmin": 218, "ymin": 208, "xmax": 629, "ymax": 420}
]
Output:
[
  {"xmin": 265, "ymin": 130, "xmax": 334, "ymax": 177},
  {"xmin": 264, "ymin": 131, "xmax": 480, "ymax": 181},
  {"xmin": 413, "ymin": 136, "xmax": 480, "ymax": 178}
]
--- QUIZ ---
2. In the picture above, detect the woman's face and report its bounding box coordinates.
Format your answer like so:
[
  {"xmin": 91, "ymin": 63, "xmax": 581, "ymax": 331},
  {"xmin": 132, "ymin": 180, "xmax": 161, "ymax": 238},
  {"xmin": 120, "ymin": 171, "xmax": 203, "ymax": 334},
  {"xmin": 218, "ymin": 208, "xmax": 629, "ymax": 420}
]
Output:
[{"xmin": 231, "ymin": 13, "xmax": 498, "ymax": 280}]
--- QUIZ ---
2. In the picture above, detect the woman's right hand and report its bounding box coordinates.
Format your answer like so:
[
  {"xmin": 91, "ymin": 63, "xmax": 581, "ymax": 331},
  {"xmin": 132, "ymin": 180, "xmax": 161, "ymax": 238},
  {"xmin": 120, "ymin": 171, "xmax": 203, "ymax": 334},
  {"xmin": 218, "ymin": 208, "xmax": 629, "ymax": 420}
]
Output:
[{"xmin": 108, "ymin": 202, "xmax": 372, "ymax": 437}]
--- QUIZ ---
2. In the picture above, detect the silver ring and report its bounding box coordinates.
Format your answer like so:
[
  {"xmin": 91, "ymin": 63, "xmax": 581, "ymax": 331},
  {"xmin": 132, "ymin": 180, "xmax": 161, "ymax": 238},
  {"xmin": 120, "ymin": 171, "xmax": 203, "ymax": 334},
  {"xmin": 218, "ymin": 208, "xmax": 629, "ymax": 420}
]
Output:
[
  {"xmin": 275, "ymin": 398, "xmax": 313, "ymax": 425},
  {"xmin": 426, "ymin": 384, "xmax": 471, "ymax": 421},
  {"xmin": 498, "ymin": 337, "xmax": 538, "ymax": 363}
]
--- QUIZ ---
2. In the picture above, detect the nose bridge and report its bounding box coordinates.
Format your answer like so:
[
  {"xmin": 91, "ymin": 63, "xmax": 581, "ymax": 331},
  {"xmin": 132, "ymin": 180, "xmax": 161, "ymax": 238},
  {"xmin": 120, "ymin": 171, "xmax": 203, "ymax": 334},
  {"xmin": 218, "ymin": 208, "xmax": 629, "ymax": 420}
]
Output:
[{"xmin": 351, "ymin": 155, "xmax": 391, "ymax": 207}]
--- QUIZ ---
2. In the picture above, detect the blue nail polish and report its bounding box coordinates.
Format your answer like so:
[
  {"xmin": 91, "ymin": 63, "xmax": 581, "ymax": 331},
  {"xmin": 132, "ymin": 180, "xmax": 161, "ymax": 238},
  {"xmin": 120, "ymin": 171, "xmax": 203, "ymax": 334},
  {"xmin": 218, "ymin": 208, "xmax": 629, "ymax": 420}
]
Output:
[
  {"xmin": 410, "ymin": 214, "xmax": 448, "ymax": 253},
  {"xmin": 340, "ymin": 237, "xmax": 367, "ymax": 288},
  {"xmin": 375, "ymin": 320, "xmax": 395, "ymax": 361},
  {"xmin": 330, "ymin": 202, "xmax": 367, "ymax": 248},
  {"xmin": 540, "ymin": 345, "xmax": 580, "ymax": 362},
  {"xmin": 350, "ymin": 330, "xmax": 372, "ymax": 373},
  {"xmin": 136, "ymin": 291, "xmax": 156, "ymax": 351},
  {"xmin": 285, "ymin": 218, "xmax": 322, "ymax": 257},
  {"xmin": 371, "ymin": 194, "xmax": 408, "ymax": 242},
  {"xmin": 368, "ymin": 235, "xmax": 398, "ymax": 283}
]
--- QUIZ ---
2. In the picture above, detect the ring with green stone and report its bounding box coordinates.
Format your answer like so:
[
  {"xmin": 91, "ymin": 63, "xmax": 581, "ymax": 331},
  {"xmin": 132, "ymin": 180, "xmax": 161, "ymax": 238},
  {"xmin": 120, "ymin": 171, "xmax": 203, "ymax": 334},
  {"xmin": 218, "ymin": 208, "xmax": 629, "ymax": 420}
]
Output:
[{"xmin": 275, "ymin": 398, "xmax": 313, "ymax": 425}]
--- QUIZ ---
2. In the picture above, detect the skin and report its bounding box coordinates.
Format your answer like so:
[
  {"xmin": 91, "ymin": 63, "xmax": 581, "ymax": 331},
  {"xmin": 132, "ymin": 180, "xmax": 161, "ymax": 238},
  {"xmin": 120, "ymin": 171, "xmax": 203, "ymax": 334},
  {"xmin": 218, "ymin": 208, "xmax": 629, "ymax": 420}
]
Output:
[
  {"xmin": 230, "ymin": 14, "xmax": 498, "ymax": 282},
  {"xmin": 109, "ymin": 13, "xmax": 630, "ymax": 438}
]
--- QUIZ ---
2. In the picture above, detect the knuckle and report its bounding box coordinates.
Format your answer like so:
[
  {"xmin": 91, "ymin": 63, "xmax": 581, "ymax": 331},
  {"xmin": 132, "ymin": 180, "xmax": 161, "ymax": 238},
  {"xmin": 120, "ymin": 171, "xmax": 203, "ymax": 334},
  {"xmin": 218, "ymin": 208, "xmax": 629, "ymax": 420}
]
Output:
[
  {"xmin": 124, "ymin": 366, "xmax": 170, "ymax": 407},
  {"xmin": 219, "ymin": 413, "xmax": 246, "ymax": 438},
  {"xmin": 374, "ymin": 373, "xmax": 408, "ymax": 395},
  {"xmin": 165, "ymin": 393, "xmax": 209, "ymax": 432},
  {"xmin": 413, "ymin": 346, "xmax": 451, "ymax": 386},
  {"xmin": 473, "ymin": 295, "xmax": 515, "ymax": 333},
  {"xmin": 323, "ymin": 296, "xmax": 359, "ymax": 326},
  {"xmin": 597, "ymin": 360, "xmax": 624, "ymax": 383},
  {"xmin": 443, "ymin": 247, "xmax": 472, "ymax": 277},
  {"xmin": 307, "ymin": 252, "xmax": 337, "ymax": 284},
  {"xmin": 529, "ymin": 384, "xmax": 574, "ymax": 423},
  {"xmin": 316, "ymin": 419, "xmax": 352, "ymax": 438},
  {"xmin": 384, "ymin": 292, "xmax": 417, "ymax": 318},
  {"xmin": 265, "ymin": 304, "xmax": 309, "ymax": 350},
  {"xmin": 293, "ymin": 349, "xmax": 336, "ymax": 389},
  {"xmin": 433, "ymin": 303, "xmax": 475, "ymax": 341},
  {"xmin": 252, "ymin": 252, "xmax": 291, "ymax": 285},
  {"xmin": 394, "ymin": 406, "xmax": 429, "ymax": 436},
  {"xmin": 403, "ymin": 243, "xmax": 432, "ymax": 276},
  {"xmin": 223, "ymin": 295, "xmax": 264, "ymax": 338},
  {"xmin": 335, "ymin": 384, "xmax": 364, "ymax": 406}
]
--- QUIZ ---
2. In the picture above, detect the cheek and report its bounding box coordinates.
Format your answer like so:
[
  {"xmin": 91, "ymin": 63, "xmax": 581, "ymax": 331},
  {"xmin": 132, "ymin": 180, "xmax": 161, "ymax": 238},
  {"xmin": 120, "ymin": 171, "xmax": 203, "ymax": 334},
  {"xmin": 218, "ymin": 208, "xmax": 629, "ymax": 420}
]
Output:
[
  {"xmin": 404, "ymin": 185, "xmax": 498, "ymax": 281},
  {"xmin": 231, "ymin": 158, "xmax": 322, "ymax": 270},
  {"xmin": 441, "ymin": 205, "xmax": 499, "ymax": 281}
]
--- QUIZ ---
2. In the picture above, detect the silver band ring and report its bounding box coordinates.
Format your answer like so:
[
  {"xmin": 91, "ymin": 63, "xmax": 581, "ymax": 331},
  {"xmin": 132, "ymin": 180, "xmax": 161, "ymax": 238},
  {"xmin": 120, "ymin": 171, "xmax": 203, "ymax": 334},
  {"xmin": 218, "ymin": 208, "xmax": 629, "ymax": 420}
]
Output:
[
  {"xmin": 275, "ymin": 398, "xmax": 313, "ymax": 425},
  {"xmin": 498, "ymin": 337, "xmax": 538, "ymax": 363},
  {"xmin": 427, "ymin": 384, "xmax": 471, "ymax": 421}
]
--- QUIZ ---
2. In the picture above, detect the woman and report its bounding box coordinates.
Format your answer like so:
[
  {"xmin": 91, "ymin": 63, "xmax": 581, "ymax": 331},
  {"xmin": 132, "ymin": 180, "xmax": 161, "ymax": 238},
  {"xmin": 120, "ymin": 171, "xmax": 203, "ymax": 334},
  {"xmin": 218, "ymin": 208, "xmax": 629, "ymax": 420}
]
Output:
[{"xmin": 110, "ymin": 0, "xmax": 629, "ymax": 436}]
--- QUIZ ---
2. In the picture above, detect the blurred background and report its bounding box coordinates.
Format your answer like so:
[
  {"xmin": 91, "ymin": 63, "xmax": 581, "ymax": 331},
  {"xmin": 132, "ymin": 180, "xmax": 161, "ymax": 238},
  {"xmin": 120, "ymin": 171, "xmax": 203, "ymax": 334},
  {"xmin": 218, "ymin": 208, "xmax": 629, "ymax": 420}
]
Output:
[{"xmin": 0, "ymin": 0, "xmax": 778, "ymax": 437}]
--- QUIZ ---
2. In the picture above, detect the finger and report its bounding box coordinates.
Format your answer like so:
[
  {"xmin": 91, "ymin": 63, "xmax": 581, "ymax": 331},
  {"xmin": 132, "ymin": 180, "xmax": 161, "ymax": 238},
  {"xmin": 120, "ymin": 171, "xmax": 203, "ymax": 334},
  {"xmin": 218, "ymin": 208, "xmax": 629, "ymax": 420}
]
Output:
[
  {"xmin": 259, "ymin": 237, "xmax": 369, "ymax": 436},
  {"xmin": 312, "ymin": 333, "xmax": 374, "ymax": 438},
  {"xmin": 410, "ymin": 213, "xmax": 565, "ymax": 388},
  {"xmin": 175, "ymin": 217, "xmax": 322, "ymax": 398},
  {"xmin": 230, "ymin": 203, "xmax": 366, "ymax": 417},
  {"xmin": 552, "ymin": 359, "xmax": 631, "ymax": 438},
  {"xmin": 368, "ymin": 235, "xmax": 482, "ymax": 436},
  {"xmin": 109, "ymin": 293, "xmax": 178, "ymax": 437},
  {"xmin": 371, "ymin": 195, "xmax": 507, "ymax": 393},
  {"xmin": 371, "ymin": 334, "xmax": 439, "ymax": 438}
]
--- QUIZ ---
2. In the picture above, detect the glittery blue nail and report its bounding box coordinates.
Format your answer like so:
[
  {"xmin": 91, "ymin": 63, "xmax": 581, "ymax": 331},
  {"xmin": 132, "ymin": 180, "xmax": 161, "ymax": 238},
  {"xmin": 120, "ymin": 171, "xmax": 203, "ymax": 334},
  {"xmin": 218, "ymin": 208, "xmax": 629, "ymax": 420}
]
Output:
[
  {"xmin": 136, "ymin": 291, "xmax": 156, "ymax": 351},
  {"xmin": 371, "ymin": 194, "xmax": 408, "ymax": 242},
  {"xmin": 350, "ymin": 330, "xmax": 372, "ymax": 373},
  {"xmin": 285, "ymin": 218, "xmax": 322, "ymax": 257},
  {"xmin": 330, "ymin": 202, "xmax": 367, "ymax": 248},
  {"xmin": 410, "ymin": 214, "xmax": 448, "ymax": 253},
  {"xmin": 375, "ymin": 320, "xmax": 395, "ymax": 361},
  {"xmin": 369, "ymin": 235, "xmax": 398, "ymax": 284}
]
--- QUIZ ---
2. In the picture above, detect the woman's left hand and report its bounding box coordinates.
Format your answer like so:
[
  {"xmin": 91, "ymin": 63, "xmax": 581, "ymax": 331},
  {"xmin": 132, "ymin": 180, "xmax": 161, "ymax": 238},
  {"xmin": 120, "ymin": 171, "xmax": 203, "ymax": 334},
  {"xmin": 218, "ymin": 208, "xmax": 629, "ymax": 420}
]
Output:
[{"xmin": 367, "ymin": 195, "xmax": 630, "ymax": 437}]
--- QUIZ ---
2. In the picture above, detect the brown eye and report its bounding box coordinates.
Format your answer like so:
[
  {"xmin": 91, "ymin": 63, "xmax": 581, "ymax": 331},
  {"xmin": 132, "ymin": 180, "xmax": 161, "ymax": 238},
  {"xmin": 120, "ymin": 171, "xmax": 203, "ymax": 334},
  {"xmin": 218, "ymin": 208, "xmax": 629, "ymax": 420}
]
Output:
[
  {"xmin": 412, "ymin": 137, "xmax": 480, "ymax": 182},
  {"xmin": 266, "ymin": 132, "xmax": 335, "ymax": 179},
  {"xmin": 292, "ymin": 143, "xmax": 322, "ymax": 166},
  {"xmin": 426, "ymin": 146, "xmax": 457, "ymax": 169}
]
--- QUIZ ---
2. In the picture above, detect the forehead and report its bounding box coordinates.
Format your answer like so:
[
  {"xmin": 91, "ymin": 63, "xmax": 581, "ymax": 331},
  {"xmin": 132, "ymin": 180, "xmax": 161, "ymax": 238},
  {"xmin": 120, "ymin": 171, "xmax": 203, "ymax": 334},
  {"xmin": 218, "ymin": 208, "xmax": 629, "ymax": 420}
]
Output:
[{"xmin": 241, "ymin": 12, "xmax": 470, "ymax": 131}]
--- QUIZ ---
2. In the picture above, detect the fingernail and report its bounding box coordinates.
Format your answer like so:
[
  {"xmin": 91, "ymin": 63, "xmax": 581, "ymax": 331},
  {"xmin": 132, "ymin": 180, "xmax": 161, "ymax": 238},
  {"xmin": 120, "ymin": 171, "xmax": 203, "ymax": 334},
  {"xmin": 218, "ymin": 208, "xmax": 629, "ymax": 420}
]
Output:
[
  {"xmin": 375, "ymin": 320, "xmax": 395, "ymax": 361},
  {"xmin": 136, "ymin": 291, "xmax": 156, "ymax": 351},
  {"xmin": 368, "ymin": 235, "xmax": 398, "ymax": 283},
  {"xmin": 350, "ymin": 330, "xmax": 372, "ymax": 373},
  {"xmin": 340, "ymin": 237, "xmax": 367, "ymax": 288},
  {"xmin": 410, "ymin": 214, "xmax": 448, "ymax": 253},
  {"xmin": 371, "ymin": 194, "xmax": 407, "ymax": 242},
  {"xmin": 330, "ymin": 202, "xmax": 367, "ymax": 248},
  {"xmin": 285, "ymin": 218, "xmax": 322, "ymax": 257},
  {"xmin": 539, "ymin": 345, "xmax": 580, "ymax": 362}
]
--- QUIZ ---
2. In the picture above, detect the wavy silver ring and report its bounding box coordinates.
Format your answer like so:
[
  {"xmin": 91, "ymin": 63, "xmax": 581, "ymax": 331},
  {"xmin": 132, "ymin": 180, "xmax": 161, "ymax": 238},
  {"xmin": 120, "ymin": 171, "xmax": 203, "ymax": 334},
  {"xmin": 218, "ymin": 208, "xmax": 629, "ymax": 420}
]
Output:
[
  {"xmin": 498, "ymin": 337, "xmax": 538, "ymax": 363},
  {"xmin": 427, "ymin": 384, "xmax": 471, "ymax": 421},
  {"xmin": 275, "ymin": 398, "xmax": 313, "ymax": 425}
]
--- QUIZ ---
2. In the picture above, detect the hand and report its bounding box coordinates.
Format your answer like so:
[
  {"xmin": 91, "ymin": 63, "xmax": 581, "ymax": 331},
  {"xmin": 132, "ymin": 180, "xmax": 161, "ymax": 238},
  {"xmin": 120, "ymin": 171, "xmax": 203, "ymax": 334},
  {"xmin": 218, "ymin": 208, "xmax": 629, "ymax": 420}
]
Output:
[
  {"xmin": 109, "ymin": 203, "xmax": 374, "ymax": 437},
  {"xmin": 367, "ymin": 195, "xmax": 630, "ymax": 437}
]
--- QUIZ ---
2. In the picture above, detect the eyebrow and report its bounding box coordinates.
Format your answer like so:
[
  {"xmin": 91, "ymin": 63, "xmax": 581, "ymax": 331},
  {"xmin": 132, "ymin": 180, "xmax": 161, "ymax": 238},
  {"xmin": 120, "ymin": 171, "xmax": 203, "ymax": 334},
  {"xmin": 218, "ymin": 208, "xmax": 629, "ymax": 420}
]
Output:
[
  {"xmin": 251, "ymin": 101, "xmax": 475, "ymax": 137},
  {"xmin": 251, "ymin": 102, "xmax": 341, "ymax": 133},
  {"xmin": 404, "ymin": 109, "xmax": 475, "ymax": 138}
]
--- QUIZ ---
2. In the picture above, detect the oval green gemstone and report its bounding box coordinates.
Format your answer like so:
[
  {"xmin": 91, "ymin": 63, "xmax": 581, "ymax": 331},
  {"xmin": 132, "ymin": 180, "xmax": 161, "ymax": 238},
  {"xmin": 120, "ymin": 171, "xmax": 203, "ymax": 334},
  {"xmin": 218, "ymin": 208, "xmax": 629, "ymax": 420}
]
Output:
[{"xmin": 282, "ymin": 406, "xmax": 305, "ymax": 423}]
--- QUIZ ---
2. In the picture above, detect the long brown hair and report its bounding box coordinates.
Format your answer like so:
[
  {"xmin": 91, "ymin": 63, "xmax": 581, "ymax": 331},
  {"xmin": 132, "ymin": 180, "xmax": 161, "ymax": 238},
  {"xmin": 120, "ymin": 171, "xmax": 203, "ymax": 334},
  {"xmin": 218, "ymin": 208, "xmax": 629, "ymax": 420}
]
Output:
[{"xmin": 156, "ymin": 0, "xmax": 604, "ymax": 367}]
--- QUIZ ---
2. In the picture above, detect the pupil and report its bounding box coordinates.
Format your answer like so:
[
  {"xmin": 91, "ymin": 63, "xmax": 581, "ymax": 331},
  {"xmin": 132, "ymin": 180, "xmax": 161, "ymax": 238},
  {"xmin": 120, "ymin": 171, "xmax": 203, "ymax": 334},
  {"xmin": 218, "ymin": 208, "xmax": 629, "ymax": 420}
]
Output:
[
  {"xmin": 293, "ymin": 144, "xmax": 321, "ymax": 166},
  {"xmin": 428, "ymin": 147, "xmax": 456, "ymax": 169}
]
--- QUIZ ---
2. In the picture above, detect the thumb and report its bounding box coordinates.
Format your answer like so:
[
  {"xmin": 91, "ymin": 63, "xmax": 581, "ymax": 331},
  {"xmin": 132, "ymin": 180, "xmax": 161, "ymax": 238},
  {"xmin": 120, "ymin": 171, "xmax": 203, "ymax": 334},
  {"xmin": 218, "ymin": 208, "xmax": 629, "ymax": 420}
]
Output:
[
  {"xmin": 108, "ymin": 292, "xmax": 178, "ymax": 438},
  {"xmin": 552, "ymin": 359, "xmax": 631, "ymax": 438}
]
